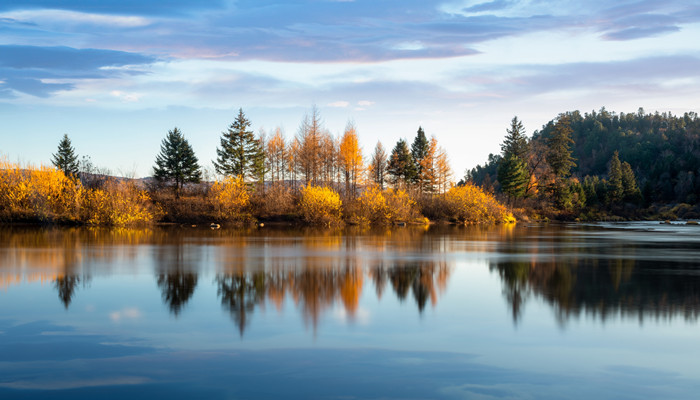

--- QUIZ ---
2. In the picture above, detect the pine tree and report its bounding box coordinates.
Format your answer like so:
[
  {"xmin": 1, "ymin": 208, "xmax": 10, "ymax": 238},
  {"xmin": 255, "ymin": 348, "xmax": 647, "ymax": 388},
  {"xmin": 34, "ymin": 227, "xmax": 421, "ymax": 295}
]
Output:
[
  {"xmin": 501, "ymin": 116, "xmax": 529, "ymax": 160},
  {"xmin": 153, "ymin": 127, "xmax": 202, "ymax": 198},
  {"xmin": 621, "ymin": 161, "xmax": 641, "ymax": 202},
  {"xmin": 498, "ymin": 117, "xmax": 530, "ymax": 203},
  {"xmin": 411, "ymin": 126, "xmax": 429, "ymax": 192},
  {"xmin": 387, "ymin": 139, "xmax": 416, "ymax": 188},
  {"xmin": 546, "ymin": 114, "xmax": 576, "ymax": 178},
  {"xmin": 214, "ymin": 108, "xmax": 262, "ymax": 179},
  {"xmin": 51, "ymin": 134, "xmax": 79, "ymax": 177},
  {"xmin": 607, "ymin": 151, "xmax": 624, "ymax": 204},
  {"xmin": 498, "ymin": 154, "xmax": 529, "ymax": 204},
  {"xmin": 368, "ymin": 142, "xmax": 388, "ymax": 189}
]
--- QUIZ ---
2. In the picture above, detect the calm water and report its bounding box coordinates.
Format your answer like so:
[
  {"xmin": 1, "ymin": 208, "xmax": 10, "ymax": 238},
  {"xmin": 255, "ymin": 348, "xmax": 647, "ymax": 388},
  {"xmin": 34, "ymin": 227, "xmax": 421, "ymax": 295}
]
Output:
[{"xmin": 1, "ymin": 222, "xmax": 699, "ymax": 399}]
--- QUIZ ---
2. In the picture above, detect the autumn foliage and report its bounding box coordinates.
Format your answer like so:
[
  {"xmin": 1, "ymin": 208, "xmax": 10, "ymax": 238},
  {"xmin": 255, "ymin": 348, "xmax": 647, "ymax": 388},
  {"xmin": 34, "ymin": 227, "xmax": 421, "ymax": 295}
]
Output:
[
  {"xmin": 209, "ymin": 176, "xmax": 250, "ymax": 221},
  {"xmin": 299, "ymin": 185, "xmax": 343, "ymax": 226},
  {"xmin": 0, "ymin": 159, "xmax": 156, "ymax": 225},
  {"xmin": 443, "ymin": 183, "xmax": 515, "ymax": 224}
]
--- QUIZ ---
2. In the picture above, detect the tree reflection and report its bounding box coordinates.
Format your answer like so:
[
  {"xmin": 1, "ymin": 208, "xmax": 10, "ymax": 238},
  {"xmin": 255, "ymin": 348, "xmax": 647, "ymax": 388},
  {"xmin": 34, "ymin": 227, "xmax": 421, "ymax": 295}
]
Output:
[
  {"xmin": 492, "ymin": 235, "xmax": 700, "ymax": 325},
  {"xmin": 217, "ymin": 273, "xmax": 266, "ymax": 336},
  {"xmin": 54, "ymin": 275, "xmax": 81, "ymax": 309},
  {"xmin": 154, "ymin": 235, "xmax": 200, "ymax": 317}
]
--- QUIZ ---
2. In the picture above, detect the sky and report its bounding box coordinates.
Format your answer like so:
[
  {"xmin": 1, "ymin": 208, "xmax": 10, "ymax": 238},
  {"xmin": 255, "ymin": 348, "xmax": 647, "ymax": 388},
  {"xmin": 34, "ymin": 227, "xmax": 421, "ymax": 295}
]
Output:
[{"xmin": 1, "ymin": 0, "xmax": 699, "ymax": 179}]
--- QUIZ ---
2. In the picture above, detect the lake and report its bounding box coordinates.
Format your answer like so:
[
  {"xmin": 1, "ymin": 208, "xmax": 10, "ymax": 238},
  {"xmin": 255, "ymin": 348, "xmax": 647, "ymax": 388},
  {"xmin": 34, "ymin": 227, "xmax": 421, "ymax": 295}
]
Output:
[{"xmin": 0, "ymin": 222, "xmax": 699, "ymax": 399}]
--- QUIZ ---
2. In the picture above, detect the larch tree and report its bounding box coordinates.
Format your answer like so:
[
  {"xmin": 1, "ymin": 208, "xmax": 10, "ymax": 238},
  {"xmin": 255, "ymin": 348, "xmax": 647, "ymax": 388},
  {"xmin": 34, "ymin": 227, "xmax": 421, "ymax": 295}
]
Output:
[
  {"xmin": 368, "ymin": 142, "xmax": 388, "ymax": 189},
  {"xmin": 153, "ymin": 127, "xmax": 202, "ymax": 199},
  {"xmin": 387, "ymin": 139, "xmax": 416, "ymax": 188},
  {"xmin": 435, "ymin": 144, "xmax": 453, "ymax": 194},
  {"xmin": 214, "ymin": 108, "xmax": 262, "ymax": 179},
  {"xmin": 339, "ymin": 122, "xmax": 363, "ymax": 197},
  {"xmin": 52, "ymin": 134, "xmax": 80, "ymax": 177},
  {"xmin": 266, "ymin": 127, "xmax": 287, "ymax": 184},
  {"xmin": 297, "ymin": 106, "xmax": 323, "ymax": 185}
]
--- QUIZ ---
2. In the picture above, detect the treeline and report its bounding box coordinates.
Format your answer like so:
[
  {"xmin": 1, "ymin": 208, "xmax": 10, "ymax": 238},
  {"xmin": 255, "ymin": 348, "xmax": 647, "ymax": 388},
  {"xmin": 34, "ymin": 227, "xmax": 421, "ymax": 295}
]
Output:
[
  {"xmin": 466, "ymin": 108, "xmax": 700, "ymax": 219},
  {"xmin": 1, "ymin": 107, "xmax": 514, "ymax": 226}
]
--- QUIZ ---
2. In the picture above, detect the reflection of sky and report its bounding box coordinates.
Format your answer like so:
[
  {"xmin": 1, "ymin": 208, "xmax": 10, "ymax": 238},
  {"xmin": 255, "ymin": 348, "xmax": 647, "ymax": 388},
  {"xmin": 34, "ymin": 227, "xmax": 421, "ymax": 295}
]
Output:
[
  {"xmin": 2, "ymin": 224, "xmax": 700, "ymax": 398},
  {"xmin": 1, "ymin": 1, "xmax": 699, "ymax": 178}
]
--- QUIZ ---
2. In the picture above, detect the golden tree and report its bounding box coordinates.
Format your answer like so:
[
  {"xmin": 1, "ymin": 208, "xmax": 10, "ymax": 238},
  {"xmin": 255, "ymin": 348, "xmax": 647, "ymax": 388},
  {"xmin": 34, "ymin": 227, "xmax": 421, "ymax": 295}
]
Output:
[{"xmin": 339, "ymin": 122, "xmax": 363, "ymax": 198}]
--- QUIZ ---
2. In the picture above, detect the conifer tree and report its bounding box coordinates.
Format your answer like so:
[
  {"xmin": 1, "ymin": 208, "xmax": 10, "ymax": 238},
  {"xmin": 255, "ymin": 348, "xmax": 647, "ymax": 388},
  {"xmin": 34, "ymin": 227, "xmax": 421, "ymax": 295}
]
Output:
[
  {"xmin": 621, "ymin": 161, "xmax": 641, "ymax": 202},
  {"xmin": 498, "ymin": 117, "xmax": 530, "ymax": 204},
  {"xmin": 411, "ymin": 126, "xmax": 429, "ymax": 192},
  {"xmin": 214, "ymin": 108, "xmax": 262, "ymax": 179},
  {"xmin": 501, "ymin": 117, "xmax": 529, "ymax": 160},
  {"xmin": 153, "ymin": 127, "xmax": 202, "ymax": 198},
  {"xmin": 498, "ymin": 154, "xmax": 529, "ymax": 204},
  {"xmin": 546, "ymin": 114, "xmax": 576, "ymax": 178},
  {"xmin": 387, "ymin": 139, "xmax": 416, "ymax": 188},
  {"xmin": 607, "ymin": 151, "xmax": 624, "ymax": 204},
  {"xmin": 51, "ymin": 134, "xmax": 79, "ymax": 177}
]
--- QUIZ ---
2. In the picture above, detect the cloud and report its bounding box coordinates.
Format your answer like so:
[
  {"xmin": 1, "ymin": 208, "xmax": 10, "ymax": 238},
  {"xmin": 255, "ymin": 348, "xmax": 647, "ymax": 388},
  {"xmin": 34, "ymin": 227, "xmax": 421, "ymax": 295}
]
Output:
[
  {"xmin": 109, "ymin": 307, "xmax": 142, "ymax": 322},
  {"xmin": 0, "ymin": 0, "xmax": 226, "ymax": 16},
  {"xmin": 602, "ymin": 25, "xmax": 681, "ymax": 40},
  {"xmin": 357, "ymin": 100, "xmax": 374, "ymax": 107},
  {"xmin": 0, "ymin": 45, "xmax": 155, "ymax": 96},
  {"xmin": 1, "ymin": 9, "xmax": 151, "ymax": 27},
  {"xmin": 328, "ymin": 101, "xmax": 349, "ymax": 108}
]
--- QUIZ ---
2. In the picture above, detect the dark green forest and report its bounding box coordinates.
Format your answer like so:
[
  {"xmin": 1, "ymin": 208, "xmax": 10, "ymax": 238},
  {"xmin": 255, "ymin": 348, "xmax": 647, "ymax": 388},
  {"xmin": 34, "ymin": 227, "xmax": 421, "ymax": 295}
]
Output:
[{"xmin": 465, "ymin": 108, "xmax": 700, "ymax": 218}]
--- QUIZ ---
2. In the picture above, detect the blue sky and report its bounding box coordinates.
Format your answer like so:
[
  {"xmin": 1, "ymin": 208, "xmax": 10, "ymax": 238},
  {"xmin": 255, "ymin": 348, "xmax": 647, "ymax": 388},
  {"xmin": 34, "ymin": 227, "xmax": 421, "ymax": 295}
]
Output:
[{"xmin": 1, "ymin": 0, "xmax": 699, "ymax": 178}]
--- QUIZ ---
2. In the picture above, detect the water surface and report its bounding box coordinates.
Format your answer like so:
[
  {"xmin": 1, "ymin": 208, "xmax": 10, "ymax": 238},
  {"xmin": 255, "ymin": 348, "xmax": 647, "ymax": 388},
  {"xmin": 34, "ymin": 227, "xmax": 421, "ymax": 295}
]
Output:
[{"xmin": 1, "ymin": 222, "xmax": 699, "ymax": 399}]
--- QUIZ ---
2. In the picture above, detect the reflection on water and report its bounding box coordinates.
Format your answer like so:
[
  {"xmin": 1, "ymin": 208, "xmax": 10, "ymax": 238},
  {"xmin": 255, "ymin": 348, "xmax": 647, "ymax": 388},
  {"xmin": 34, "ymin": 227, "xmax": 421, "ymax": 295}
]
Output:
[
  {"xmin": 3, "ymin": 223, "xmax": 700, "ymax": 399},
  {"xmin": 490, "ymin": 223, "xmax": 700, "ymax": 325},
  {"xmin": 1, "ymin": 223, "xmax": 700, "ymax": 332}
]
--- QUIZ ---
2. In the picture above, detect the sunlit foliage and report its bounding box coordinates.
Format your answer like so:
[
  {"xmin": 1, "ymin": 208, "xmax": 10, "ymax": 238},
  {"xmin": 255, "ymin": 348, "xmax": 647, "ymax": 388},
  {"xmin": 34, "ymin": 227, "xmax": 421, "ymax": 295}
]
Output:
[
  {"xmin": 444, "ymin": 183, "xmax": 515, "ymax": 224},
  {"xmin": 210, "ymin": 176, "xmax": 250, "ymax": 221},
  {"xmin": 299, "ymin": 185, "xmax": 343, "ymax": 226}
]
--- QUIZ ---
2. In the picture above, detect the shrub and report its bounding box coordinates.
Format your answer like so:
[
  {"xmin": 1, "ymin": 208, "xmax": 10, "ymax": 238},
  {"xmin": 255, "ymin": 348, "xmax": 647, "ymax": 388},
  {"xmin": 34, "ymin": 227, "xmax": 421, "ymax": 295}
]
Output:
[
  {"xmin": 299, "ymin": 185, "xmax": 343, "ymax": 226},
  {"xmin": 0, "ymin": 160, "xmax": 82, "ymax": 222},
  {"xmin": 82, "ymin": 179, "xmax": 158, "ymax": 226},
  {"xmin": 351, "ymin": 186, "xmax": 390, "ymax": 225},
  {"xmin": 384, "ymin": 189, "xmax": 421, "ymax": 223},
  {"xmin": 250, "ymin": 182, "xmax": 296, "ymax": 219},
  {"xmin": 210, "ymin": 176, "xmax": 250, "ymax": 221},
  {"xmin": 444, "ymin": 183, "xmax": 515, "ymax": 224}
]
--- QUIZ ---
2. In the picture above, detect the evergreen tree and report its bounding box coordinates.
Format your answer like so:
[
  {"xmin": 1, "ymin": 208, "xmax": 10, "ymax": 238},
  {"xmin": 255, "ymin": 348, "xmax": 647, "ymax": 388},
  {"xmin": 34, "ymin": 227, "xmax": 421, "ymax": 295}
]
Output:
[
  {"xmin": 621, "ymin": 161, "xmax": 641, "ymax": 202},
  {"xmin": 214, "ymin": 108, "xmax": 262, "ymax": 179},
  {"xmin": 410, "ymin": 127, "xmax": 429, "ymax": 191},
  {"xmin": 498, "ymin": 154, "xmax": 529, "ymax": 205},
  {"xmin": 607, "ymin": 151, "xmax": 624, "ymax": 204},
  {"xmin": 51, "ymin": 134, "xmax": 79, "ymax": 177},
  {"xmin": 546, "ymin": 114, "xmax": 576, "ymax": 178},
  {"xmin": 153, "ymin": 127, "xmax": 202, "ymax": 198},
  {"xmin": 387, "ymin": 139, "xmax": 416, "ymax": 188},
  {"xmin": 501, "ymin": 116, "xmax": 529, "ymax": 160}
]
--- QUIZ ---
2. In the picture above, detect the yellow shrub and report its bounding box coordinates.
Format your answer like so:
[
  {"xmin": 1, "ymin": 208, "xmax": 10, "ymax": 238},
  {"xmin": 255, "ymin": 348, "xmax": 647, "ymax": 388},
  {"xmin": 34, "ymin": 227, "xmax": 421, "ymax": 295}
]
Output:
[
  {"xmin": 444, "ymin": 183, "xmax": 515, "ymax": 224},
  {"xmin": 210, "ymin": 176, "xmax": 250, "ymax": 220},
  {"xmin": 81, "ymin": 179, "xmax": 157, "ymax": 226},
  {"xmin": 384, "ymin": 189, "xmax": 421, "ymax": 223},
  {"xmin": 0, "ymin": 160, "xmax": 81, "ymax": 222},
  {"xmin": 299, "ymin": 185, "xmax": 343, "ymax": 226},
  {"xmin": 357, "ymin": 186, "xmax": 388, "ymax": 224}
]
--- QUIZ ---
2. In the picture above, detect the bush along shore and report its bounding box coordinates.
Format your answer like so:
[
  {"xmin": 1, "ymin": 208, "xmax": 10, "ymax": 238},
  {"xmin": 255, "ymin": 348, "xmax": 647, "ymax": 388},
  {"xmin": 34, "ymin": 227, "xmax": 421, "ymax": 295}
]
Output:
[{"xmin": 0, "ymin": 159, "xmax": 513, "ymax": 227}]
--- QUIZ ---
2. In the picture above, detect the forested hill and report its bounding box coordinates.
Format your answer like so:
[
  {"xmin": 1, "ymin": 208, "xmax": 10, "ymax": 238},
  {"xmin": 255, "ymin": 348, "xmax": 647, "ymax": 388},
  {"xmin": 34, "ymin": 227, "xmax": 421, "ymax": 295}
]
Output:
[{"xmin": 469, "ymin": 108, "xmax": 700, "ymax": 205}]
